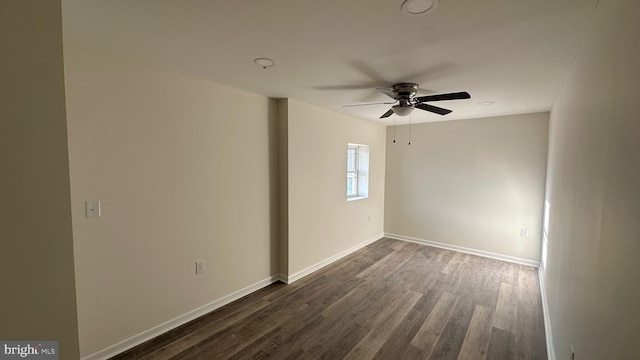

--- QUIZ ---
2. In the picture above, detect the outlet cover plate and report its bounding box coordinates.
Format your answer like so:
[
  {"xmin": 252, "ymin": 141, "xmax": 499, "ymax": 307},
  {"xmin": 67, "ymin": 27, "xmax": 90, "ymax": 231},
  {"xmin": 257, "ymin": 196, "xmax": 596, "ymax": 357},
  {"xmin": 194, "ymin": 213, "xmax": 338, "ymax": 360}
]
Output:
[{"xmin": 85, "ymin": 200, "xmax": 101, "ymax": 218}]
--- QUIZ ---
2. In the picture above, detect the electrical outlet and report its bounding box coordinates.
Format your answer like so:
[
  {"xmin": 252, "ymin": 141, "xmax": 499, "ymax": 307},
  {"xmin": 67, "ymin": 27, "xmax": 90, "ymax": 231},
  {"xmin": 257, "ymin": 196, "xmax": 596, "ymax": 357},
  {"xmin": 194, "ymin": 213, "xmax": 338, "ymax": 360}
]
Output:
[
  {"xmin": 195, "ymin": 260, "xmax": 205, "ymax": 274},
  {"xmin": 570, "ymin": 345, "xmax": 575, "ymax": 360},
  {"xmin": 85, "ymin": 200, "xmax": 101, "ymax": 218},
  {"xmin": 520, "ymin": 228, "xmax": 529, "ymax": 237}
]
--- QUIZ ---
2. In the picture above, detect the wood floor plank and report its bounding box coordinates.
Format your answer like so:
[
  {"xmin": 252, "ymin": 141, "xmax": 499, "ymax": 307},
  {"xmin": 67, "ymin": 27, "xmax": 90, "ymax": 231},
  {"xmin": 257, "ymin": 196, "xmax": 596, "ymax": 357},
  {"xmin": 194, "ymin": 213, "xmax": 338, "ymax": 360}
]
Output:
[
  {"xmin": 410, "ymin": 291, "xmax": 460, "ymax": 356},
  {"xmin": 428, "ymin": 246, "xmax": 456, "ymax": 265},
  {"xmin": 226, "ymin": 275, "xmax": 364, "ymax": 359},
  {"xmin": 442, "ymin": 252, "xmax": 465, "ymax": 275},
  {"xmin": 137, "ymin": 297, "xmax": 274, "ymax": 360},
  {"xmin": 319, "ymin": 276, "xmax": 390, "ymax": 321},
  {"xmin": 514, "ymin": 265, "xmax": 547, "ymax": 360},
  {"xmin": 456, "ymin": 305, "xmax": 493, "ymax": 360},
  {"xmin": 413, "ymin": 277, "xmax": 448, "ymax": 316},
  {"xmin": 299, "ymin": 315, "xmax": 368, "ymax": 360},
  {"xmin": 225, "ymin": 315, "xmax": 326, "ymax": 360},
  {"xmin": 301, "ymin": 276, "xmax": 365, "ymax": 323},
  {"xmin": 261, "ymin": 247, "xmax": 390, "ymax": 303},
  {"xmin": 518, "ymin": 266, "xmax": 542, "ymax": 306},
  {"xmin": 298, "ymin": 282, "xmax": 415, "ymax": 359},
  {"xmin": 372, "ymin": 309, "xmax": 427, "ymax": 360},
  {"xmin": 112, "ymin": 284, "xmax": 283, "ymax": 360},
  {"xmin": 499, "ymin": 261, "xmax": 521, "ymax": 287},
  {"xmin": 391, "ymin": 239, "xmax": 409, "ymax": 250},
  {"xmin": 398, "ymin": 241, "xmax": 425, "ymax": 253},
  {"xmin": 355, "ymin": 248, "xmax": 413, "ymax": 280},
  {"xmin": 474, "ymin": 269, "xmax": 502, "ymax": 309},
  {"xmin": 448, "ymin": 260, "xmax": 487, "ymax": 299},
  {"xmin": 343, "ymin": 290, "xmax": 422, "ymax": 360},
  {"xmin": 399, "ymin": 345, "xmax": 428, "ymax": 360},
  {"xmin": 171, "ymin": 298, "xmax": 309, "ymax": 359},
  {"xmin": 486, "ymin": 327, "xmax": 515, "ymax": 360},
  {"xmin": 350, "ymin": 283, "xmax": 414, "ymax": 329},
  {"xmin": 428, "ymin": 297, "xmax": 475, "ymax": 360},
  {"xmin": 387, "ymin": 251, "xmax": 431, "ymax": 286},
  {"xmin": 494, "ymin": 282, "xmax": 518, "ymax": 332}
]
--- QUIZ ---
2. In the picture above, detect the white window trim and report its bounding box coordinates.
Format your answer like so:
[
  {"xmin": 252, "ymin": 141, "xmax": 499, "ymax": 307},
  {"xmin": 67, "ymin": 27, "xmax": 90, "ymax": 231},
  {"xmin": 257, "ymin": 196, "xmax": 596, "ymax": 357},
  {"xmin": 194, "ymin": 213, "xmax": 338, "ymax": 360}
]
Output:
[
  {"xmin": 347, "ymin": 143, "xmax": 369, "ymax": 201},
  {"xmin": 347, "ymin": 195, "xmax": 368, "ymax": 202},
  {"xmin": 347, "ymin": 145, "xmax": 359, "ymax": 199}
]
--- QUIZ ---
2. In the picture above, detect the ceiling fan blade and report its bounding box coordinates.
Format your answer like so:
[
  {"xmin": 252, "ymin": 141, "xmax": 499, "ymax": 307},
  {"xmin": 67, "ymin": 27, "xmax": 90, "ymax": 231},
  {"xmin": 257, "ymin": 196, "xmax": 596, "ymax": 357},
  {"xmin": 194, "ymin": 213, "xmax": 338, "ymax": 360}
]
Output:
[
  {"xmin": 376, "ymin": 87, "xmax": 399, "ymax": 100},
  {"xmin": 380, "ymin": 109, "xmax": 395, "ymax": 118},
  {"xmin": 400, "ymin": 62, "xmax": 454, "ymax": 85},
  {"xmin": 350, "ymin": 60, "xmax": 388, "ymax": 84},
  {"xmin": 342, "ymin": 101, "xmax": 395, "ymax": 108},
  {"xmin": 415, "ymin": 91, "xmax": 471, "ymax": 102},
  {"xmin": 416, "ymin": 88, "xmax": 437, "ymax": 96},
  {"xmin": 314, "ymin": 84, "xmax": 378, "ymax": 91},
  {"xmin": 416, "ymin": 103, "xmax": 452, "ymax": 115}
]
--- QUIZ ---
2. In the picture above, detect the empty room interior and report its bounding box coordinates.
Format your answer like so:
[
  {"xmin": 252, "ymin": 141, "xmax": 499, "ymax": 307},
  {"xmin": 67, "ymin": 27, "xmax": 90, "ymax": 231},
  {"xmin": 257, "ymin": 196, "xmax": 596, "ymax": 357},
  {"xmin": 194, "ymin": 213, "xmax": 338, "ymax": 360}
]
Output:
[{"xmin": 2, "ymin": 0, "xmax": 640, "ymax": 359}]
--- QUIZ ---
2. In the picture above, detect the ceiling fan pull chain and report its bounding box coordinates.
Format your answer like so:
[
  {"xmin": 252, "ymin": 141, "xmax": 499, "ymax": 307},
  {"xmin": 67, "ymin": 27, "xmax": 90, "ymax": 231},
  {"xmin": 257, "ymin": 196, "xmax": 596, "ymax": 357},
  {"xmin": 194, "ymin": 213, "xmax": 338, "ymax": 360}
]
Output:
[
  {"xmin": 393, "ymin": 114, "xmax": 397, "ymax": 143},
  {"xmin": 408, "ymin": 113, "xmax": 412, "ymax": 145}
]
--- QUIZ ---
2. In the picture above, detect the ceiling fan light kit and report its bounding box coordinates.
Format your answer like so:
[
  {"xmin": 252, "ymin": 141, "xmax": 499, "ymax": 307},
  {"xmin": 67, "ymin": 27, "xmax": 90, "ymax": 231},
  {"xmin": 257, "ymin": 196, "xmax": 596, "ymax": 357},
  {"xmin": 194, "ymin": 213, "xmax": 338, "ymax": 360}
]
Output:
[
  {"xmin": 392, "ymin": 104, "xmax": 415, "ymax": 116},
  {"xmin": 401, "ymin": 0, "xmax": 439, "ymax": 16}
]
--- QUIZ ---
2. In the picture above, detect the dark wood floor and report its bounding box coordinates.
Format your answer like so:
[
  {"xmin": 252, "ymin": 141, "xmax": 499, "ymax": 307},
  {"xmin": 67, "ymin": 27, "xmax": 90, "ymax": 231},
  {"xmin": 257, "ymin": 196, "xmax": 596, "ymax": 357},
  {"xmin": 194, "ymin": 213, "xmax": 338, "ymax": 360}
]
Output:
[{"xmin": 111, "ymin": 238, "xmax": 547, "ymax": 360}]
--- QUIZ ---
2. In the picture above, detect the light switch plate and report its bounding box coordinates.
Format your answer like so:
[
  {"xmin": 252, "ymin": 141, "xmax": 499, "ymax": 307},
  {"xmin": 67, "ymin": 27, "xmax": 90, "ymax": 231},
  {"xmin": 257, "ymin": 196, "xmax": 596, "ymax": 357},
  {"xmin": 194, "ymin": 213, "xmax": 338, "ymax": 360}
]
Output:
[
  {"xmin": 196, "ymin": 260, "xmax": 205, "ymax": 274},
  {"xmin": 85, "ymin": 200, "xmax": 101, "ymax": 218}
]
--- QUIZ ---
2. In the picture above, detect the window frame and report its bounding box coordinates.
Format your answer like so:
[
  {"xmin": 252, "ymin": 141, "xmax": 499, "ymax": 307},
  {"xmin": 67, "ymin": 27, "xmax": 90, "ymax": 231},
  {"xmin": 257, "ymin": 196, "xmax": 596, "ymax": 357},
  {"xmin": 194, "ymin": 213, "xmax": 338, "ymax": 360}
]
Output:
[
  {"xmin": 347, "ymin": 143, "xmax": 369, "ymax": 201},
  {"xmin": 347, "ymin": 145, "xmax": 359, "ymax": 198}
]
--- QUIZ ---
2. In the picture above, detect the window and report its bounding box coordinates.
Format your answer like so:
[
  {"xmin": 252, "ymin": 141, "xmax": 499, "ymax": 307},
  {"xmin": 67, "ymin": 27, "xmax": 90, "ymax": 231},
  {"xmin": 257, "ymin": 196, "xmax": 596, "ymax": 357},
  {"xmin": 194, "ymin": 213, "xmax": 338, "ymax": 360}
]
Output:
[
  {"xmin": 347, "ymin": 143, "xmax": 369, "ymax": 200},
  {"xmin": 347, "ymin": 145, "xmax": 358, "ymax": 197}
]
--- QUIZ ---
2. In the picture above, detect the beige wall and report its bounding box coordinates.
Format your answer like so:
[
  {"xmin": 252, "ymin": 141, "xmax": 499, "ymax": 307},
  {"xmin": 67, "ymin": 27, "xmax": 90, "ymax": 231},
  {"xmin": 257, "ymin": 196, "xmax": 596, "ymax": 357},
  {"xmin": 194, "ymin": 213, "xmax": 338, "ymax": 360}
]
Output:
[
  {"xmin": 63, "ymin": 48, "xmax": 279, "ymax": 355},
  {"xmin": 385, "ymin": 113, "xmax": 549, "ymax": 262},
  {"xmin": 285, "ymin": 99, "xmax": 386, "ymax": 276},
  {"xmin": 0, "ymin": 1, "xmax": 80, "ymax": 358},
  {"xmin": 542, "ymin": 0, "xmax": 640, "ymax": 358}
]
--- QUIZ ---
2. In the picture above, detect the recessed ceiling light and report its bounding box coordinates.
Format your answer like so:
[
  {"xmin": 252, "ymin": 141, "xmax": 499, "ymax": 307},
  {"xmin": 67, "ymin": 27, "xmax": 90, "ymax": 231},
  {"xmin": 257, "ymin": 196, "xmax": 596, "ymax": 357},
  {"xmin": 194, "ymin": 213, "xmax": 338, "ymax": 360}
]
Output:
[
  {"xmin": 479, "ymin": 101, "xmax": 495, "ymax": 106},
  {"xmin": 401, "ymin": 0, "xmax": 439, "ymax": 16},
  {"xmin": 253, "ymin": 58, "xmax": 276, "ymax": 69}
]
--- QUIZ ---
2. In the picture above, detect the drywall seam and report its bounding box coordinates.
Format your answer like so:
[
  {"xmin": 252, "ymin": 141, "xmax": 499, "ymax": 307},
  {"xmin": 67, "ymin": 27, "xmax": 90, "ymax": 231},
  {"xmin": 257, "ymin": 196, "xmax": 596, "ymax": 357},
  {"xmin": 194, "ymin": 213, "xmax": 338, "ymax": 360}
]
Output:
[
  {"xmin": 385, "ymin": 233, "xmax": 540, "ymax": 267},
  {"xmin": 285, "ymin": 233, "xmax": 384, "ymax": 284},
  {"xmin": 81, "ymin": 274, "xmax": 282, "ymax": 360}
]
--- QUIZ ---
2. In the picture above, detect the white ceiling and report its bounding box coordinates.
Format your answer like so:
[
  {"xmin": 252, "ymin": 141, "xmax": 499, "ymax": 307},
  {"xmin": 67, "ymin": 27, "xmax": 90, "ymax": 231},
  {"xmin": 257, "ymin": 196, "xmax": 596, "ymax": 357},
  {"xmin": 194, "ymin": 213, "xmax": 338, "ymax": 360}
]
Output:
[{"xmin": 61, "ymin": 0, "xmax": 597, "ymax": 125}]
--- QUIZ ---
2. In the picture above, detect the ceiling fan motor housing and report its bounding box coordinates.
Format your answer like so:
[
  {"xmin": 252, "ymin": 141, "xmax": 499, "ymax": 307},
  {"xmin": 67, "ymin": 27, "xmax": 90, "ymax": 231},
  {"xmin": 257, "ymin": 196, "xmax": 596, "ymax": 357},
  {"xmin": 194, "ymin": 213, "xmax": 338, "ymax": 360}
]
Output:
[
  {"xmin": 391, "ymin": 83, "xmax": 419, "ymax": 98},
  {"xmin": 392, "ymin": 83, "xmax": 418, "ymax": 116}
]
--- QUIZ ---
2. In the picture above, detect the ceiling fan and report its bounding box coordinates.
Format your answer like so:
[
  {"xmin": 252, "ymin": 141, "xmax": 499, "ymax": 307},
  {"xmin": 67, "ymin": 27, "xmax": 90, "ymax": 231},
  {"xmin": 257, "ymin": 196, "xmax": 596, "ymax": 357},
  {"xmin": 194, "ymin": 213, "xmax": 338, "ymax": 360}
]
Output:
[{"xmin": 344, "ymin": 83, "xmax": 470, "ymax": 119}]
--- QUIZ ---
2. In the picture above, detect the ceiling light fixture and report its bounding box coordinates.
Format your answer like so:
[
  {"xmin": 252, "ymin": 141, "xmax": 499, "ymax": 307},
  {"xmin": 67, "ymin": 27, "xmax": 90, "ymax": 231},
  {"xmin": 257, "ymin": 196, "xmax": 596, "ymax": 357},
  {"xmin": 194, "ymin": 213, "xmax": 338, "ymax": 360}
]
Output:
[
  {"xmin": 253, "ymin": 58, "xmax": 276, "ymax": 69},
  {"xmin": 401, "ymin": 0, "xmax": 439, "ymax": 16},
  {"xmin": 392, "ymin": 105, "xmax": 415, "ymax": 116},
  {"xmin": 479, "ymin": 101, "xmax": 495, "ymax": 105}
]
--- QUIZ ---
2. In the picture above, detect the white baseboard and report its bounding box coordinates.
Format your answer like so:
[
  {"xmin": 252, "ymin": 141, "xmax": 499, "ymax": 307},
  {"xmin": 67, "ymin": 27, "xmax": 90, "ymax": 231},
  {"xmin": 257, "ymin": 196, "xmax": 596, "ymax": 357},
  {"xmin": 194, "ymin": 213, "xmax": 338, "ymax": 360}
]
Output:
[
  {"xmin": 538, "ymin": 267, "xmax": 556, "ymax": 360},
  {"xmin": 384, "ymin": 233, "xmax": 540, "ymax": 267},
  {"xmin": 81, "ymin": 274, "xmax": 282, "ymax": 360},
  {"xmin": 273, "ymin": 273, "xmax": 288, "ymax": 283},
  {"xmin": 285, "ymin": 233, "xmax": 384, "ymax": 284}
]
